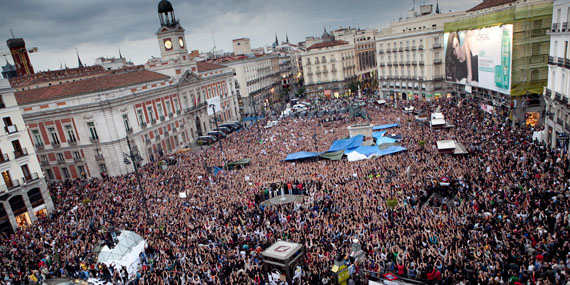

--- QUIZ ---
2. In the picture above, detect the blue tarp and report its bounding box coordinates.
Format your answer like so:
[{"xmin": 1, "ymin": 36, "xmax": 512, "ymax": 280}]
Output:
[
  {"xmin": 376, "ymin": 136, "xmax": 397, "ymax": 145},
  {"xmin": 372, "ymin": 131, "xmax": 386, "ymax": 139},
  {"xmin": 327, "ymin": 135, "xmax": 364, "ymax": 152},
  {"xmin": 213, "ymin": 166, "xmax": 223, "ymax": 176},
  {"xmin": 348, "ymin": 145, "xmax": 407, "ymax": 157},
  {"xmin": 243, "ymin": 116, "xmax": 265, "ymax": 121},
  {"xmin": 373, "ymin": 123, "xmax": 399, "ymax": 130},
  {"xmin": 284, "ymin": 151, "xmax": 321, "ymax": 161}
]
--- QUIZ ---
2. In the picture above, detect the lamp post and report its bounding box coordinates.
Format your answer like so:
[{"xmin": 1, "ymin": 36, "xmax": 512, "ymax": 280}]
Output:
[
  {"xmin": 210, "ymin": 104, "xmax": 226, "ymax": 170},
  {"xmin": 124, "ymin": 136, "xmax": 153, "ymax": 225},
  {"xmin": 249, "ymin": 95, "xmax": 262, "ymax": 143}
]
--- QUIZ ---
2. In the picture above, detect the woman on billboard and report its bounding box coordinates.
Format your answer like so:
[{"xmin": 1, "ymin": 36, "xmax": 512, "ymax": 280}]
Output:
[{"xmin": 445, "ymin": 31, "xmax": 479, "ymax": 84}]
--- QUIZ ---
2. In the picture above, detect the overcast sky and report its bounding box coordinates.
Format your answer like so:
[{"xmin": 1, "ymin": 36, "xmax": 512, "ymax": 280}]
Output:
[{"xmin": 0, "ymin": 0, "xmax": 480, "ymax": 72}]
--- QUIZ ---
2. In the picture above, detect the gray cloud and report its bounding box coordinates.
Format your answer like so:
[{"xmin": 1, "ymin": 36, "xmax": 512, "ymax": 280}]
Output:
[{"xmin": 0, "ymin": 0, "xmax": 480, "ymax": 71}]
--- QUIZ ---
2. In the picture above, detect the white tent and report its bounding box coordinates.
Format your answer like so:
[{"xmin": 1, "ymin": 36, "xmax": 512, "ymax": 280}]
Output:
[{"xmin": 97, "ymin": 230, "xmax": 147, "ymax": 276}]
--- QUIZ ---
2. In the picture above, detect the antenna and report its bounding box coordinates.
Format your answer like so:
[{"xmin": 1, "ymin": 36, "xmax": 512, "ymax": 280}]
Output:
[
  {"xmin": 10, "ymin": 29, "xmax": 15, "ymax": 38},
  {"xmin": 211, "ymin": 28, "xmax": 217, "ymax": 59}
]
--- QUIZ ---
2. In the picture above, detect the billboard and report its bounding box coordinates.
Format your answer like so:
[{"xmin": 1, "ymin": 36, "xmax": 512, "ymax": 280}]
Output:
[{"xmin": 444, "ymin": 24, "xmax": 513, "ymax": 94}]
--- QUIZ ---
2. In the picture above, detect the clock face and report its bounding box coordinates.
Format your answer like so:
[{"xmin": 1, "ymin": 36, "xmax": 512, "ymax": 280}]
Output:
[
  {"xmin": 164, "ymin": 39, "xmax": 172, "ymax": 50},
  {"xmin": 179, "ymin": 38, "xmax": 185, "ymax": 48}
]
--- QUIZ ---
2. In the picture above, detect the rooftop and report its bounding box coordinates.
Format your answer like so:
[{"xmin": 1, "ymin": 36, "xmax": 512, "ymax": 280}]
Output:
[
  {"xmin": 15, "ymin": 68, "xmax": 168, "ymax": 105},
  {"xmin": 307, "ymin": 40, "xmax": 349, "ymax": 50},
  {"xmin": 196, "ymin": 61, "xmax": 226, "ymax": 72},
  {"xmin": 10, "ymin": 65, "xmax": 108, "ymax": 89},
  {"xmin": 467, "ymin": 0, "xmax": 517, "ymax": 12}
]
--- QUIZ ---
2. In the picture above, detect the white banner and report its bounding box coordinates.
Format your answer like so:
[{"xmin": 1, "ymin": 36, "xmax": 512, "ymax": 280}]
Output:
[
  {"xmin": 445, "ymin": 25, "xmax": 513, "ymax": 94},
  {"xmin": 206, "ymin": 96, "xmax": 221, "ymax": 116}
]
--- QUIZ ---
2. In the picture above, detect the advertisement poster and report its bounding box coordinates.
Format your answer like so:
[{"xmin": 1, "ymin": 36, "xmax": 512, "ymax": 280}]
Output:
[{"xmin": 444, "ymin": 24, "xmax": 512, "ymax": 94}]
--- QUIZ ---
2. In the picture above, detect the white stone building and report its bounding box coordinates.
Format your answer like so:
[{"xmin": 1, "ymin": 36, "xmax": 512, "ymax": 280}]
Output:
[
  {"xmin": 376, "ymin": 6, "xmax": 465, "ymax": 101},
  {"xmin": 0, "ymin": 79, "xmax": 54, "ymax": 234},
  {"xmin": 301, "ymin": 28, "xmax": 357, "ymax": 95},
  {"xmin": 12, "ymin": 0, "xmax": 239, "ymax": 181},
  {"xmin": 544, "ymin": 0, "xmax": 570, "ymax": 150}
]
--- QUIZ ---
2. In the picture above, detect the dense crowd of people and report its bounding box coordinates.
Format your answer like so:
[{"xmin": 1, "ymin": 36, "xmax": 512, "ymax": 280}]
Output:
[{"xmin": 1, "ymin": 96, "xmax": 569, "ymax": 285}]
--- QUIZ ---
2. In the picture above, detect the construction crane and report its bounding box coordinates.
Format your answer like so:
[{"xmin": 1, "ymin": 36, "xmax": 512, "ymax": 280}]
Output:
[{"xmin": 0, "ymin": 47, "xmax": 39, "ymax": 58}]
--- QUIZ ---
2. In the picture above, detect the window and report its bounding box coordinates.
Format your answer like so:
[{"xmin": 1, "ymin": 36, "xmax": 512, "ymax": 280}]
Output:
[
  {"xmin": 173, "ymin": 98, "xmax": 179, "ymax": 112},
  {"xmin": 45, "ymin": 169, "xmax": 54, "ymax": 180},
  {"xmin": 40, "ymin": 155, "xmax": 48, "ymax": 163},
  {"xmin": 0, "ymin": 95, "xmax": 4, "ymax": 108},
  {"xmin": 165, "ymin": 101, "xmax": 171, "ymax": 115},
  {"xmin": 99, "ymin": 164, "xmax": 107, "ymax": 173},
  {"xmin": 48, "ymin": 127, "xmax": 59, "ymax": 144},
  {"xmin": 123, "ymin": 114, "xmax": 130, "ymax": 131},
  {"xmin": 73, "ymin": 151, "xmax": 81, "ymax": 160},
  {"xmin": 533, "ymin": 20, "xmax": 542, "ymax": 29},
  {"xmin": 87, "ymin": 122, "xmax": 98, "ymax": 140},
  {"xmin": 21, "ymin": 165, "xmax": 31, "ymax": 180},
  {"xmin": 137, "ymin": 109, "xmax": 145, "ymax": 125},
  {"xmin": 61, "ymin": 167, "xmax": 70, "ymax": 179},
  {"xmin": 157, "ymin": 103, "xmax": 164, "ymax": 118},
  {"xmin": 531, "ymin": 69, "xmax": 539, "ymax": 81},
  {"xmin": 32, "ymin": 130, "xmax": 43, "ymax": 146},
  {"xmin": 65, "ymin": 125, "xmax": 76, "ymax": 142},
  {"xmin": 147, "ymin": 106, "xmax": 155, "ymax": 121},
  {"xmin": 77, "ymin": 166, "xmax": 86, "ymax": 177}
]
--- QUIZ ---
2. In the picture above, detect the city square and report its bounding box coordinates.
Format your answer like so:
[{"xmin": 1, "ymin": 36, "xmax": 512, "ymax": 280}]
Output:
[{"xmin": 0, "ymin": 0, "xmax": 569, "ymax": 284}]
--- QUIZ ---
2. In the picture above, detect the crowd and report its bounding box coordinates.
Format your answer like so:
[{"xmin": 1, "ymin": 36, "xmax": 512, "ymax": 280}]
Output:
[{"xmin": 0, "ymin": 96, "xmax": 569, "ymax": 285}]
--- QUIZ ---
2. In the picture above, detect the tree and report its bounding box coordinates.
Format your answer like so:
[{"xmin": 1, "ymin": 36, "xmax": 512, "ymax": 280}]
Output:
[
  {"xmin": 296, "ymin": 86, "xmax": 306, "ymax": 98},
  {"xmin": 419, "ymin": 140, "xmax": 427, "ymax": 150}
]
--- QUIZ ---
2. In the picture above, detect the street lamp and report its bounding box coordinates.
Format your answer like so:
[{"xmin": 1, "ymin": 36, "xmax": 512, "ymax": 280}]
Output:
[
  {"xmin": 124, "ymin": 136, "xmax": 153, "ymax": 225},
  {"xmin": 210, "ymin": 104, "xmax": 227, "ymax": 170},
  {"xmin": 249, "ymin": 95, "xmax": 262, "ymax": 143}
]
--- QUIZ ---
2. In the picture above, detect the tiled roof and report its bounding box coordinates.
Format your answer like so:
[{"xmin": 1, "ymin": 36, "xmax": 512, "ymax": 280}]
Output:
[
  {"xmin": 10, "ymin": 66, "xmax": 108, "ymax": 88},
  {"xmin": 467, "ymin": 0, "xmax": 516, "ymax": 12},
  {"xmin": 196, "ymin": 61, "xmax": 226, "ymax": 72},
  {"xmin": 15, "ymin": 69, "xmax": 169, "ymax": 105},
  {"xmin": 307, "ymin": 40, "xmax": 349, "ymax": 50}
]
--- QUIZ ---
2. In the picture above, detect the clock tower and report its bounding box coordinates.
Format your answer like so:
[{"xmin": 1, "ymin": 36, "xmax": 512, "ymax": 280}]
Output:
[{"xmin": 156, "ymin": 0, "xmax": 188, "ymax": 61}]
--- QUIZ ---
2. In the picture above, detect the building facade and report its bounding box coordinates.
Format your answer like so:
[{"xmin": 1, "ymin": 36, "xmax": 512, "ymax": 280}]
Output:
[
  {"xmin": 0, "ymin": 79, "xmax": 54, "ymax": 234},
  {"xmin": 13, "ymin": 0, "xmax": 239, "ymax": 181},
  {"xmin": 377, "ymin": 6, "xmax": 465, "ymax": 101},
  {"xmin": 355, "ymin": 29, "xmax": 378, "ymax": 83},
  {"xmin": 301, "ymin": 28, "xmax": 357, "ymax": 95},
  {"xmin": 214, "ymin": 55, "xmax": 281, "ymax": 115},
  {"xmin": 544, "ymin": 0, "xmax": 570, "ymax": 150},
  {"xmin": 444, "ymin": 0, "xmax": 552, "ymax": 124}
]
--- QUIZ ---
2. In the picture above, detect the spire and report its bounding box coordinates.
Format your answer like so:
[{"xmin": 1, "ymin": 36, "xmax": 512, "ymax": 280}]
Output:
[
  {"xmin": 118, "ymin": 46, "xmax": 123, "ymax": 59},
  {"xmin": 436, "ymin": 0, "xmax": 440, "ymax": 14},
  {"xmin": 76, "ymin": 49, "xmax": 84, "ymax": 68},
  {"xmin": 275, "ymin": 33, "xmax": 279, "ymax": 45},
  {"xmin": 286, "ymin": 33, "xmax": 289, "ymax": 43},
  {"xmin": 324, "ymin": 26, "xmax": 327, "ymax": 33}
]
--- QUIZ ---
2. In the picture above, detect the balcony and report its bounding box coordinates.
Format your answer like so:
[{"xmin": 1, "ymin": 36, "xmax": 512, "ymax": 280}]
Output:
[
  {"xmin": 151, "ymin": 119, "xmax": 157, "ymax": 125},
  {"xmin": 378, "ymin": 50, "xmax": 384, "ymax": 54},
  {"xmin": 558, "ymin": 57, "xmax": 564, "ymax": 67},
  {"xmin": 89, "ymin": 137, "xmax": 99, "ymax": 143},
  {"xmin": 419, "ymin": 60, "xmax": 424, "ymax": 65},
  {"xmin": 35, "ymin": 142, "xmax": 44, "ymax": 150},
  {"xmin": 40, "ymin": 160, "xmax": 49, "ymax": 166},
  {"xmin": 7, "ymin": 179, "xmax": 21, "ymax": 190},
  {"xmin": 552, "ymin": 23, "xmax": 559, "ymax": 32},
  {"xmin": 331, "ymin": 68, "xmax": 338, "ymax": 73},
  {"xmin": 176, "ymin": 110, "xmax": 181, "ymax": 115},
  {"xmin": 0, "ymin": 153, "xmax": 9, "ymax": 163},
  {"xmin": 433, "ymin": 75, "xmax": 444, "ymax": 81},
  {"xmin": 433, "ymin": 42, "xmax": 442, "ymax": 49},
  {"xmin": 330, "ymin": 58, "xmax": 336, "ymax": 62},
  {"xmin": 56, "ymin": 157, "xmax": 66, "ymax": 164},
  {"xmin": 411, "ymin": 60, "xmax": 417, "ymax": 65},
  {"xmin": 51, "ymin": 141, "xmax": 61, "ymax": 148},
  {"xmin": 379, "ymin": 62, "xmax": 386, "ymax": 67},
  {"xmin": 411, "ymin": 46, "xmax": 417, "ymax": 51},
  {"xmin": 159, "ymin": 115, "xmax": 165, "ymax": 121},
  {"xmin": 405, "ymin": 61, "xmax": 411, "ymax": 66},
  {"xmin": 566, "ymin": 59, "xmax": 570, "ymax": 69},
  {"xmin": 563, "ymin": 22, "xmax": 568, "ymax": 32},
  {"xmin": 399, "ymin": 47, "xmax": 404, "ymax": 52},
  {"xmin": 95, "ymin": 154, "xmax": 104, "ymax": 161},
  {"xmin": 399, "ymin": 61, "xmax": 405, "ymax": 66},
  {"xmin": 386, "ymin": 49, "xmax": 391, "ymax": 53},
  {"xmin": 13, "ymin": 148, "xmax": 28, "ymax": 159},
  {"xmin": 545, "ymin": 88, "xmax": 552, "ymax": 98},
  {"xmin": 548, "ymin": 56, "xmax": 555, "ymax": 65},
  {"xmin": 555, "ymin": 92, "xmax": 562, "ymax": 103},
  {"xmin": 405, "ymin": 46, "xmax": 410, "ymax": 51},
  {"xmin": 387, "ymin": 62, "xmax": 393, "ymax": 66},
  {"xmin": 321, "ymin": 59, "xmax": 327, "ymax": 63},
  {"xmin": 434, "ymin": 58, "xmax": 442, "ymax": 64},
  {"xmin": 67, "ymin": 139, "xmax": 77, "ymax": 145},
  {"xmin": 392, "ymin": 47, "xmax": 397, "ymax": 52},
  {"xmin": 4, "ymin": 125, "xmax": 17, "ymax": 134},
  {"xmin": 418, "ymin": 45, "xmax": 424, "ymax": 50},
  {"xmin": 74, "ymin": 156, "xmax": 82, "ymax": 162},
  {"xmin": 24, "ymin": 172, "xmax": 39, "ymax": 183}
]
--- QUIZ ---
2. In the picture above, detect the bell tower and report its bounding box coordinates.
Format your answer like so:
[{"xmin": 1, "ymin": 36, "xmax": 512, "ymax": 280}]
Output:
[{"xmin": 156, "ymin": 0, "xmax": 188, "ymax": 61}]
